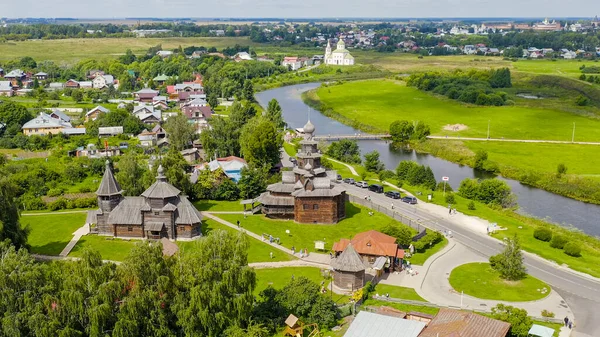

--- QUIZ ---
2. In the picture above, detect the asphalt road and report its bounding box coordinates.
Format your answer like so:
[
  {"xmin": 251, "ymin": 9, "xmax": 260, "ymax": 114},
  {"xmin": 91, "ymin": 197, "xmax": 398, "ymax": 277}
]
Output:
[{"xmin": 342, "ymin": 182, "xmax": 600, "ymax": 337}]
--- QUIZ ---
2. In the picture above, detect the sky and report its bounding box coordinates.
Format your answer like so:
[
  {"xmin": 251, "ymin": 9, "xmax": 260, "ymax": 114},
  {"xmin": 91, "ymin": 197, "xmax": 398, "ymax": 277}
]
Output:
[{"xmin": 1, "ymin": 0, "xmax": 597, "ymax": 19}]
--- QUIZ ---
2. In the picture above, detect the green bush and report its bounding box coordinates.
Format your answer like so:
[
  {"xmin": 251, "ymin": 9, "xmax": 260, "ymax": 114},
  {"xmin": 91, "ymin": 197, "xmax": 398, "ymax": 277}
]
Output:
[
  {"xmin": 533, "ymin": 228, "xmax": 553, "ymax": 242},
  {"xmin": 550, "ymin": 234, "xmax": 568, "ymax": 249},
  {"xmin": 47, "ymin": 197, "xmax": 68, "ymax": 211},
  {"xmin": 445, "ymin": 193, "xmax": 455, "ymax": 204},
  {"xmin": 563, "ymin": 242, "xmax": 582, "ymax": 257},
  {"xmin": 467, "ymin": 201, "xmax": 476, "ymax": 210}
]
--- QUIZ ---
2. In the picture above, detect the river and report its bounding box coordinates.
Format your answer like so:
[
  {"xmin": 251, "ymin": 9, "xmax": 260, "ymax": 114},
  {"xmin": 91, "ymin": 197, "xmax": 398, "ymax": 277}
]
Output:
[{"xmin": 256, "ymin": 83, "xmax": 600, "ymax": 237}]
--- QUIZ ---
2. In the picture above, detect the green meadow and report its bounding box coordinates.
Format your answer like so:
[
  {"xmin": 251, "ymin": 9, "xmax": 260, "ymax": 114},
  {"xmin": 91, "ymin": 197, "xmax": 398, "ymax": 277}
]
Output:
[{"xmin": 21, "ymin": 212, "xmax": 86, "ymax": 255}]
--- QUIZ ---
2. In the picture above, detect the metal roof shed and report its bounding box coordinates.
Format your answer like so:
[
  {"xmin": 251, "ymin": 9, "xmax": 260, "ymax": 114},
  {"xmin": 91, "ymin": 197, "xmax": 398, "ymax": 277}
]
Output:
[
  {"xmin": 528, "ymin": 324, "xmax": 554, "ymax": 337},
  {"xmin": 343, "ymin": 311, "xmax": 426, "ymax": 337}
]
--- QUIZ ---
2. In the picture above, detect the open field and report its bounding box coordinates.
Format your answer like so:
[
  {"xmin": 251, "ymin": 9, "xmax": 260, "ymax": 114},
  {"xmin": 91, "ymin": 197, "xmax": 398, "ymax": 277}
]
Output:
[
  {"xmin": 216, "ymin": 202, "xmax": 415, "ymax": 252},
  {"xmin": 21, "ymin": 212, "xmax": 86, "ymax": 255},
  {"xmin": 449, "ymin": 262, "xmax": 549, "ymax": 302},
  {"xmin": 69, "ymin": 236, "xmax": 136, "ymax": 261},
  {"xmin": 311, "ymin": 79, "xmax": 600, "ymax": 141},
  {"xmin": 0, "ymin": 37, "xmax": 257, "ymax": 63},
  {"xmin": 193, "ymin": 199, "xmax": 245, "ymax": 212}
]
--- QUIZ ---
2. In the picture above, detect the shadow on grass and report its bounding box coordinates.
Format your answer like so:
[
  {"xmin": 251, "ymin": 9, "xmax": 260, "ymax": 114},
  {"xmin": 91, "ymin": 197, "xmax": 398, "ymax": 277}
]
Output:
[
  {"xmin": 344, "ymin": 202, "xmax": 362, "ymax": 220},
  {"xmin": 194, "ymin": 201, "xmax": 220, "ymax": 211},
  {"xmin": 30, "ymin": 241, "xmax": 70, "ymax": 256}
]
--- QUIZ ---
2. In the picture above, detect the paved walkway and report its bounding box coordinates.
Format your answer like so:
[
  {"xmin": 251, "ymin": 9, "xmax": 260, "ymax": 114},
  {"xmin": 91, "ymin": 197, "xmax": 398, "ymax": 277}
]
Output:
[
  {"xmin": 59, "ymin": 224, "xmax": 90, "ymax": 257},
  {"xmin": 428, "ymin": 135, "xmax": 600, "ymax": 145},
  {"xmin": 380, "ymin": 238, "xmax": 573, "ymax": 320},
  {"xmin": 327, "ymin": 157, "xmax": 359, "ymax": 176},
  {"xmin": 202, "ymin": 212, "xmax": 332, "ymax": 268}
]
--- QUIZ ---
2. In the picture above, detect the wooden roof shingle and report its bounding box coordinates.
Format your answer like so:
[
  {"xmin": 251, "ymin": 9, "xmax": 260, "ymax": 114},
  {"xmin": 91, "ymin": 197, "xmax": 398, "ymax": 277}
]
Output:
[
  {"xmin": 97, "ymin": 161, "xmax": 123, "ymax": 196},
  {"xmin": 331, "ymin": 244, "xmax": 367, "ymax": 272}
]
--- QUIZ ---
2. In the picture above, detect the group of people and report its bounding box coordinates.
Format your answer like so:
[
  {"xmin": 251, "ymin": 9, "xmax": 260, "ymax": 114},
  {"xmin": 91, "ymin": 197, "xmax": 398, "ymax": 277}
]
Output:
[
  {"xmin": 564, "ymin": 316, "xmax": 574, "ymax": 329},
  {"xmin": 291, "ymin": 246, "xmax": 309, "ymax": 258}
]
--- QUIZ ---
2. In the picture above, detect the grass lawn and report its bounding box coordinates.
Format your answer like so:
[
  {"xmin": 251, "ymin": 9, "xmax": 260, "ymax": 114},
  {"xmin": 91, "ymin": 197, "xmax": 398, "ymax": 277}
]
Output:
[
  {"xmin": 21, "ymin": 212, "xmax": 86, "ymax": 255},
  {"xmin": 254, "ymin": 267, "xmax": 350, "ymax": 304},
  {"xmin": 373, "ymin": 284, "xmax": 426, "ymax": 301},
  {"xmin": 449, "ymin": 262, "xmax": 550, "ymax": 302},
  {"xmin": 69, "ymin": 236, "xmax": 136, "ymax": 261},
  {"xmin": 312, "ymin": 79, "xmax": 600, "ymax": 142},
  {"xmin": 217, "ymin": 202, "xmax": 415, "ymax": 252},
  {"xmin": 178, "ymin": 218, "xmax": 294, "ymax": 263},
  {"xmin": 193, "ymin": 199, "xmax": 245, "ymax": 212},
  {"xmin": 407, "ymin": 236, "xmax": 448, "ymax": 266},
  {"xmin": 0, "ymin": 37, "xmax": 257, "ymax": 63}
]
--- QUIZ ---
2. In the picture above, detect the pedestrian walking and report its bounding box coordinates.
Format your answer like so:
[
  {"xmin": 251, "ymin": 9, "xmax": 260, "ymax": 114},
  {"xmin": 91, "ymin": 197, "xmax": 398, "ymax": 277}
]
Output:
[
  {"xmin": 448, "ymin": 205, "xmax": 452, "ymax": 215},
  {"xmin": 292, "ymin": 246, "xmax": 295, "ymax": 255},
  {"xmin": 564, "ymin": 316, "xmax": 569, "ymax": 327},
  {"xmin": 568, "ymin": 321, "xmax": 573, "ymax": 329},
  {"xmin": 269, "ymin": 252, "xmax": 273, "ymax": 259},
  {"xmin": 391, "ymin": 203, "xmax": 394, "ymax": 209},
  {"xmin": 237, "ymin": 220, "xmax": 240, "ymax": 228}
]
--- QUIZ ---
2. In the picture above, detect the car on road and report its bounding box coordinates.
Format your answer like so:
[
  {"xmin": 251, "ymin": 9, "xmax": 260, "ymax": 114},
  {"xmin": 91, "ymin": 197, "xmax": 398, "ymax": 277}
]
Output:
[
  {"xmin": 385, "ymin": 191, "xmax": 401, "ymax": 199},
  {"xmin": 336, "ymin": 174, "xmax": 342, "ymax": 182},
  {"xmin": 368, "ymin": 184, "xmax": 384, "ymax": 193},
  {"xmin": 343, "ymin": 178, "xmax": 355, "ymax": 184},
  {"xmin": 402, "ymin": 196, "xmax": 418, "ymax": 204},
  {"xmin": 355, "ymin": 181, "xmax": 369, "ymax": 188}
]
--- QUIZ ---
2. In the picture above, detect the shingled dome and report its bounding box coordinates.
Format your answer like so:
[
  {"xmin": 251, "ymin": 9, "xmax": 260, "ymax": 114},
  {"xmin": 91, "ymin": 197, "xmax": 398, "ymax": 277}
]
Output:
[
  {"xmin": 331, "ymin": 244, "xmax": 367, "ymax": 272},
  {"xmin": 141, "ymin": 165, "xmax": 181, "ymax": 199},
  {"xmin": 96, "ymin": 160, "xmax": 123, "ymax": 196},
  {"xmin": 303, "ymin": 120, "xmax": 315, "ymax": 134}
]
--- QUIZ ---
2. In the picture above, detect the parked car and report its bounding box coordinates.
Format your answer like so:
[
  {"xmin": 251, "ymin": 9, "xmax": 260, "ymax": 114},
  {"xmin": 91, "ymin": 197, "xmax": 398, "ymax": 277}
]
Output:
[
  {"xmin": 385, "ymin": 191, "xmax": 401, "ymax": 199},
  {"xmin": 343, "ymin": 178, "xmax": 356, "ymax": 184},
  {"xmin": 355, "ymin": 181, "xmax": 369, "ymax": 188},
  {"xmin": 402, "ymin": 196, "xmax": 418, "ymax": 204},
  {"xmin": 368, "ymin": 184, "xmax": 384, "ymax": 193},
  {"xmin": 336, "ymin": 174, "xmax": 343, "ymax": 182}
]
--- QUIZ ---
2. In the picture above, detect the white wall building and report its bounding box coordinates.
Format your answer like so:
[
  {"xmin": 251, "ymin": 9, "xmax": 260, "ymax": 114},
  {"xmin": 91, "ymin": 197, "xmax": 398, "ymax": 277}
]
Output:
[{"xmin": 324, "ymin": 39, "xmax": 355, "ymax": 66}]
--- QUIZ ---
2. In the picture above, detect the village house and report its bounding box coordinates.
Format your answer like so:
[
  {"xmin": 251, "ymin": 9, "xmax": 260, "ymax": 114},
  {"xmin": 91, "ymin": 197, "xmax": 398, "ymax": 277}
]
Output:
[
  {"xmin": 195, "ymin": 156, "xmax": 248, "ymax": 182},
  {"xmin": 62, "ymin": 127, "xmax": 86, "ymax": 136},
  {"xmin": 87, "ymin": 162, "xmax": 203, "ymax": 240},
  {"xmin": 48, "ymin": 109, "xmax": 71, "ymax": 123},
  {"xmin": 134, "ymin": 88, "xmax": 160, "ymax": 102},
  {"xmin": 181, "ymin": 97, "xmax": 213, "ymax": 132},
  {"xmin": 181, "ymin": 148, "xmax": 202, "ymax": 164},
  {"xmin": 72, "ymin": 144, "xmax": 121, "ymax": 158},
  {"xmin": 258, "ymin": 120, "xmax": 346, "ymax": 223},
  {"xmin": 0, "ymin": 81, "xmax": 13, "ymax": 96},
  {"xmin": 173, "ymin": 83, "xmax": 204, "ymax": 101},
  {"xmin": 333, "ymin": 230, "xmax": 403, "ymax": 271},
  {"xmin": 133, "ymin": 104, "xmax": 161, "ymax": 124},
  {"xmin": 78, "ymin": 81, "xmax": 93, "ymax": 89},
  {"xmin": 233, "ymin": 52, "xmax": 253, "ymax": 62},
  {"xmin": 331, "ymin": 244, "xmax": 368, "ymax": 291},
  {"xmin": 85, "ymin": 105, "xmax": 110, "ymax": 122},
  {"xmin": 342, "ymin": 311, "xmax": 426, "ymax": 337},
  {"xmin": 4, "ymin": 69, "xmax": 26, "ymax": 81},
  {"xmin": 153, "ymin": 96, "xmax": 169, "ymax": 110},
  {"xmin": 92, "ymin": 74, "xmax": 115, "ymax": 89},
  {"xmin": 156, "ymin": 50, "xmax": 174, "ymax": 58},
  {"xmin": 34, "ymin": 72, "xmax": 48, "ymax": 81},
  {"xmin": 138, "ymin": 130, "xmax": 158, "ymax": 147},
  {"xmin": 16, "ymin": 89, "xmax": 33, "ymax": 96},
  {"xmin": 65, "ymin": 79, "xmax": 80, "ymax": 89},
  {"xmin": 282, "ymin": 57, "xmax": 302, "ymax": 71},
  {"xmin": 22, "ymin": 112, "xmax": 73, "ymax": 136},
  {"xmin": 153, "ymin": 74, "xmax": 169, "ymax": 86},
  {"xmin": 419, "ymin": 308, "xmax": 510, "ymax": 337},
  {"xmin": 88, "ymin": 70, "xmax": 105, "ymax": 79},
  {"xmin": 47, "ymin": 82, "xmax": 65, "ymax": 91}
]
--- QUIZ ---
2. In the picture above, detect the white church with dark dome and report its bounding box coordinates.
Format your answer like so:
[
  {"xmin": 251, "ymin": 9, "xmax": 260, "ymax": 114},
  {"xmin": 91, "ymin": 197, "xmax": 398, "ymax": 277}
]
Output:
[
  {"xmin": 325, "ymin": 39, "xmax": 355, "ymax": 66},
  {"xmin": 258, "ymin": 120, "xmax": 346, "ymax": 223}
]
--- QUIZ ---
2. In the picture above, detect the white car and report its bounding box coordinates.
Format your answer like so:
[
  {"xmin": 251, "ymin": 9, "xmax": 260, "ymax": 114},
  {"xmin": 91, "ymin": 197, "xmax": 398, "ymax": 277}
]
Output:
[{"xmin": 355, "ymin": 181, "xmax": 369, "ymax": 188}]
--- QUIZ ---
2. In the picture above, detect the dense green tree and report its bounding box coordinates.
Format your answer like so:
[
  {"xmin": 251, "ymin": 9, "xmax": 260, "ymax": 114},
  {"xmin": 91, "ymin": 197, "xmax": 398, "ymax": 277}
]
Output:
[
  {"xmin": 474, "ymin": 150, "xmax": 488, "ymax": 170},
  {"xmin": 242, "ymin": 80, "xmax": 255, "ymax": 102},
  {"xmin": 200, "ymin": 117, "xmax": 240, "ymax": 158},
  {"xmin": 491, "ymin": 304, "xmax": 532, "ymax": 337},
  {"xmin": 381, "ymin": 224, "xmax": 413, "ymax": 246},
  {"xmin": 557, "ymin": 163, "xmax": 568, "ymax": 177},
  {"xmin": 238, "ymin": 166, "xmax": 269, "ymax": 199},
  {"xmin": 389, "ymin": 120, "xmax": 414, "ymax": 142},
  {"xmin": 156, "ymin": 150, "xmax": 194, "ymax": 198},
  {"xmin": 19, "ymin": 56, "xmax": 37, "ymax": 69},
  {"xmin": 489, "ymin": 68, "xmax": 512, "ymax": 88},
  {"xmin": 326, "ymin": 139, "xmax": 361, "ymax": 164},
  {"xmin": 72, "ymin": 90, "xmax": 84, "ymax": 103},
  {"xmin": 172, "ymin": 230, "xmax": 256, "ymax": 336},
  {"xmin": 265, "ymin": 99, "xmax": 285, "ymax": 129},
  {"xmin": 230, "ymin": 101, "xmax": 257, "ymax": 130},
  {"xmin": 164, "ymin": 114, "xmax": 196, "ymax": 151},
  {"xmin": 412, "ymin": 122, "xmax": 431, "ymax": 140},
  {"xmin": 213, "ymin": 178, "xmax": 240, "ymax": 201},
  {"xmin": 490, "ymin": 235, "xmax": 527, "ymax": 281},
  {"xmin": 396, "ymin": 161, "xmax": 419, "ymax": 181},
  {"xmin": 0, "ymin": 102, "xmax": 32, "ymax": 136},
  {"xmin": 119, "ymin": 49, "xmax": 137, "ymax": 65},
  {"xmin": 240, "ymin": 118, "xmax": 282, "ymax": 168},
  {"xmin": 116, "ymin": 152, "xmax": 149, "ymax": 196},
  {"xmin": 0, "ymin": 178, "xmax": 29, "ymax": 249},
  {"xmin": 364, "ymin": 150, "xmax": 385, "ymax": 173}
]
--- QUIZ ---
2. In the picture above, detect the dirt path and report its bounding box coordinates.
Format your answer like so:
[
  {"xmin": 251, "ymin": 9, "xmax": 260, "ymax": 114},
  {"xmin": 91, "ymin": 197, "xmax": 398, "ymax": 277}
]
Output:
[{"xmin": 327, "ymin": 157, "xmax": 359, "ymax": 176}]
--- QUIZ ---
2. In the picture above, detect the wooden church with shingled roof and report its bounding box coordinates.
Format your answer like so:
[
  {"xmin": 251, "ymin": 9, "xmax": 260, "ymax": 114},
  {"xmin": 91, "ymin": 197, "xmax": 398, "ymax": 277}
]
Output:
[
  {"xmin": 258, "ymin": 119, "xmax": 346, "ymax": 223},
  {"xmin": 331, "ymin": 243, "xmax": 367, "ymax": 291},
  {"xmin": 87, "ymin": 161, "xmax": 203, "ymax": 240}
]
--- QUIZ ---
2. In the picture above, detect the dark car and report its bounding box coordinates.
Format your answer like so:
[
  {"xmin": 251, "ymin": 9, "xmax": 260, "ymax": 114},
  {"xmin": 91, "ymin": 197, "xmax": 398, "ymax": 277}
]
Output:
[
  {"xmin": 385, "ymin": 191, "xmax": 401, "ymax": 199},
  {"xmin": 368, "ymin": 184, "xmax": 384, "ymax": 193},
  {"xmin": 343, "ymin": 178, "xmax": 356, "ymax": 184},
  {"xmin": 402, "ymin": 196, "xmax": 418, "ymax": 204}
]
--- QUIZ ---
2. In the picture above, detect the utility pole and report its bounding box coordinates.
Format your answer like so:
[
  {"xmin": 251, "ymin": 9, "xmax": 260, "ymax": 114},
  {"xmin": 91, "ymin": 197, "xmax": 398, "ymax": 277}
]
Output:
[
  {"xmin": 572, "ymin": 122, "xmax": 576, "ymax": 143},
  {"xmin": 487, "ymin": 120, "xmax": 490, "ymax": 139}
]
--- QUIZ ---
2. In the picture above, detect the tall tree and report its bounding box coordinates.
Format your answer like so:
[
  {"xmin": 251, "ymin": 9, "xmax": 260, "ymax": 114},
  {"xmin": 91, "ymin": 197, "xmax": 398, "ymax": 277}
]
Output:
[
  {"xmin": 164, "ymin": 114, "xmax": 196, "ymax": 151},
  {"xmin": 242, "ymin": 80, "xmax": 255, "ymax": 102},
  {"xmin": 238, "ymin": 166, "xmax": 269, "ymax": 199},
  {"xmin": 240, "ymin": 118, "xmax": 282, "ymax": 168},
  {"xmin": 157, "ymin": 150, "xmax": 193, "ymax": 197},
  {"xmin": 389, "ymin": 120, "xmax": 414, "ymax": 142},
  {"xmin": 172, "ymin": 230, "xmax": 256, "ymax": 336},
  {"xmin": 200, "ymin": 117, "xmax": 240, "ymax": 159},
  {"xmin": 265, "ymin": 99, "xmax": 285, "ymax": 129},
  {"xmin": 490, "ymin": 235, "xmax": 527, "ymax": 281},
  {"xmin": 364, "ymin": 150, "xmax": 385, "ymax": 173},
  {"xmin": 0, "ymin": 178, "xmax": 29, "ymax": 249},
  {"xmin": 116, "ymin": 152, "xmax": 149, "ymax": 196},
  {"xmin": 491, "ymin": 304, "xmax": 532, "ymax": 337}
]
